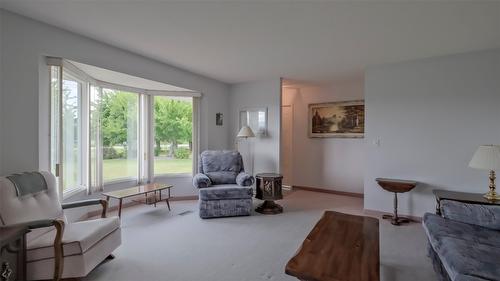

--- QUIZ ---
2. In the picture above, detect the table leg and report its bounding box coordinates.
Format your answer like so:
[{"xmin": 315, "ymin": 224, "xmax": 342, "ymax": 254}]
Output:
[
  {"xmin": 154, "ymin": 190, "xmax": 157, "ymax": 207},
  {"xmin": 166, "ymin": 188, "xmax": 171, "ymax": 211},
  {"xmin": 166, "ymin": 198, "xmax": 171, "ymax": 211},
  {"xmin": 118, "ymin": 198, "xmax": 123, "ymax": 218},
  {"xmin": 393, "ymin": 192, "xmax": 398, "ymax": 220}
]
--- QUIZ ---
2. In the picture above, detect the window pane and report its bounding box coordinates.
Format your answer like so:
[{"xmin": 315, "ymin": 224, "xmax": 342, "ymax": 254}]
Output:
[
  {"xmin": 89, "ymin": 85, "xmax": 101, "ymax": 188},
  {"xmin": 154, "ymin": 96, "xmax": 193, "ymax": 175},
  {"xmin": 62, "ymin": 77, "xmax": 82, "ymax": 191},
  {"xmin": 101, "ymin": 89, "xmax": 139, "ymax": 182}
]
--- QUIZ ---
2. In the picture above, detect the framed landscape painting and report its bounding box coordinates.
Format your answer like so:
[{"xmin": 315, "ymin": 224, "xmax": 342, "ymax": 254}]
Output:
[{"xmin": 308, "ymin": 100, "xmax": 365, "ymax": 138}]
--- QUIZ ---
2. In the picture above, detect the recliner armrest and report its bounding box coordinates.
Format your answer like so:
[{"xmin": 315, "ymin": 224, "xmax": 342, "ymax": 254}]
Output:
[
  {"xmin": 236, "ymin": 172, "xmax": 254, "ymax": 187},
  {"xmin": 193, "ymin": 173, "xmax": 211, "ymax": 188},
  {"xmin": 4, "ymin": 218, "xmax": 63, "ymax": 230},
  {"xmin": 62, "ymin": 199, "xmax": 108, "ymax": 218},
  {"xmin": 4, "ymin": 219, "xmax": 65, "ymax": 281}
]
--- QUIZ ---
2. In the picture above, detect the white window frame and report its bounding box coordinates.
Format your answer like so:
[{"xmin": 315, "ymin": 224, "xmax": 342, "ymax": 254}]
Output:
[
  {"xmin": 47, "ymin": 58, "xmax": 201, "ymax": 195},
  {"xmin": 61, "ymin": 69, "xmax": 89, "ymax": 198}
]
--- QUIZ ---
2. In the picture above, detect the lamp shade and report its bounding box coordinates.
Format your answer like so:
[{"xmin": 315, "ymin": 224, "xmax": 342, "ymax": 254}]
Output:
[
  {"xmin": 469, "ymin": 145, "xmax": 500, "ymax": 170},
  {"xmin": 237, "ymin": 126, "xmax": 255, "ymax": 138}
]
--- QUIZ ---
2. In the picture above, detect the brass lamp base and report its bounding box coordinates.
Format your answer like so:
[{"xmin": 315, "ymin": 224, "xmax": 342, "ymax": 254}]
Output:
[
  {"xmin": 484, "ymin": 170, "xmax": 499, "ymax": 201},
  {"xmin": 484, "ymin": 189, "xmax": 500, "ymax": 201}
]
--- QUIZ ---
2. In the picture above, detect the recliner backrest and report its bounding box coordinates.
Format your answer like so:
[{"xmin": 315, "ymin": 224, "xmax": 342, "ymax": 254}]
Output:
[
  {"xmin": 199, "ymin": 150, "xmax": 245, "ymax": 184},
  {"xmin": 0, "ymin": 171, "xmax": 66, "ymax": 226}
]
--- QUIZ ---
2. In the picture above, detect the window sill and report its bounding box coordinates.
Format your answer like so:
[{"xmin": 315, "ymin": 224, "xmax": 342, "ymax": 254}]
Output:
[
  {"xmin": 103, "ymin": 177, "xmax": 138, "ymax": 186},
  {"xmin": 63, "ymin": 187, "xmax": 86, "ymax": 201},
  {"xmin": 154, "ymin": 173, "xmax": 193, "ymax": 179}
]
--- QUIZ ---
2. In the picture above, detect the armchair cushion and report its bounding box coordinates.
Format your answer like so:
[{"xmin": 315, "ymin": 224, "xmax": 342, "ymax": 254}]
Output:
[
  {"xmin": 27, "ymin": 217, "xmax": 120, "ymax": 262},
  {"xmin": 193, "ymin": 173, "xmax": 212, "ymax": 188},
  {"xmin": 236, "ymin": 172, "xmax": 254, "ymax": 186},
  {"xmin": 199, "ymin": 185, "xmax": 253, "ymax": 201},
  {"xmin": 440, "ymin": 200, "xmax": 500, "ymax": 230}
]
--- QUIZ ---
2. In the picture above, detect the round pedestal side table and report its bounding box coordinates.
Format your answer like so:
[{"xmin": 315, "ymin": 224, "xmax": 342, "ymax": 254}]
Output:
[
  {"xmin": 255, "ymin": 173, "xmax": 283, "ymax": 214},
  {"xmin": 375, "ymin": 178, "xmax": 417, "ymax": 226}
]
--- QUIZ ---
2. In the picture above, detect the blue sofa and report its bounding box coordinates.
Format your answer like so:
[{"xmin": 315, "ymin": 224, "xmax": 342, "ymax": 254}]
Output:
[
  {"xmin": 193, "ymin": 150, "xmax": 255, "ymax": 219},
  {"xmin": 422, "ymin": 200, "xmax": 500, "ymax": 281}
]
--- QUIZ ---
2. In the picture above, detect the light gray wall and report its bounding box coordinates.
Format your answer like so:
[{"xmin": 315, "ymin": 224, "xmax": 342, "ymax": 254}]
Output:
[
  {"xmin": 229, "ymin": 79, "xmax": 281, "ymax": 175},
  {"xmin": 282, "ymin": 77, "xmax": 365, "ymax": 194},
  {"xmin": 364, "ymin": 49, "xmax": 500, "ymax": 217},
  {"xmin": 0, "ymin": 10, "xmax": 230, "ymax": 199},
  {"xmin": 0, "ymin": 10, "xmax": 4, "ymax": 174}
]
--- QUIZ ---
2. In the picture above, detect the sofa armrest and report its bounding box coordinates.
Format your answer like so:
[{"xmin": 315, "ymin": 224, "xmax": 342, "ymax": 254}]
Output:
[
  {"xmin": 193, "ymin": 173, "xmax": 212, "ymax": 188},
  {"xmin": 236, "ymin": 172, "xmax": 254, "ymax": 187},
  {"xmin": 441, "ymin": 200, "xmax": 500, "ymax": 230},
  {"xmin": 62, "ymin": 199, "xmax": 108, "ymax": 218}
]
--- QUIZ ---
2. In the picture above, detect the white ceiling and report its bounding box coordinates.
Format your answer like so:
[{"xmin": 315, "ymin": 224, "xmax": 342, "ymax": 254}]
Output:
[{"xmin": 2, "ymin": 1, "xmax": 500, "ymax": 84}]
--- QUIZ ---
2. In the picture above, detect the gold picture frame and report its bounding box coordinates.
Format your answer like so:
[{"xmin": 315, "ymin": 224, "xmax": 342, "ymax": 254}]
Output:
[{"xmin": 308, "ymin": 100, "xmax": 365, "ymax": 138}]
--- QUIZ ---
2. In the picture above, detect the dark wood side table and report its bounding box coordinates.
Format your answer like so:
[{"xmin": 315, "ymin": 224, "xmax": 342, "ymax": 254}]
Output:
[
  {"xmin": 433, "ymin": 189, "xmax": 500, "ymax": 215},
  {"xmin": 376, "ymin": 178, "xmax": 418, "ymax": 225},
  {"xmin": 255, "ymin": 173, "xmax": 283, "ymax": 214},
  {"xmin": 0, "ymin": 226, "xmax": 28, "ymax": 281}
]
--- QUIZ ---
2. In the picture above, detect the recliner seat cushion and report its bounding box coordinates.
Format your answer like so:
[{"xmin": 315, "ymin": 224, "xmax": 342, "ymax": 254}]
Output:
[
  {"xmin": 423, "ymin": 213, "xmax": 500, "ymax": 281},
  {"xmin": 27, "ymin": 217, "xmax": 120, "ymax": 262},
  {"xmin": 199, "ymin": 185, "xmax": 253, "ymax": 200}
]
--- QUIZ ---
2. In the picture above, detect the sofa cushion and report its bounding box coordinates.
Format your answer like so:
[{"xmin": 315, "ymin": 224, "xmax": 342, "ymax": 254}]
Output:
[
  {"xmin": 199, "ymin": 185, "xmax": 253, "ymax": 201},
  {"xmin": 423, "ymin": 213, "xmax": 500, "ymax": 247},
  {"xmin": 423, "ymin": 213, "xmax": 500, "ymax": 281},
  {"xmin": 27, "ymin": 217, "xmax": 120, "ymax": 262},
  {"xmin": 440, "ymin": 200, "xmax": 500, "ymax": 231}
]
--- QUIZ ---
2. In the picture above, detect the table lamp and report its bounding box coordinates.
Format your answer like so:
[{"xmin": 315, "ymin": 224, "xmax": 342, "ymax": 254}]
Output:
[{"xmin": 469, "ymin": 145, "xmax": 500, "ymax": 200}]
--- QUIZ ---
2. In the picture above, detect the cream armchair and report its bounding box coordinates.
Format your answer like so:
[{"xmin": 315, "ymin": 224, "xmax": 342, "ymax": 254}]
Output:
[{"xmin": 0, "ymin": 171, "xmax": 121, "ymax": 281}]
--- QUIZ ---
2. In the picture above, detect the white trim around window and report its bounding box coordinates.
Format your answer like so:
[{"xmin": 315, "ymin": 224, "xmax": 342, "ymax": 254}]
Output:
[{"xmin": 46, "ymin": 57, "xmax": 201, "ymax": 196}]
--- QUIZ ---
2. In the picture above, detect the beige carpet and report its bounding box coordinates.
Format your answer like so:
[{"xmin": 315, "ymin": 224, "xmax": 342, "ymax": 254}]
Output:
[{"xmin": 84, "ymin": 190, "xmax": 437, "ymax": 281}]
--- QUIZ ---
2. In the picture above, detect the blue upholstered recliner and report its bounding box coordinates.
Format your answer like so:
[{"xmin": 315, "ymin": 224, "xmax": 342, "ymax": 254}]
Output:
[{"xmin": 193, "ymin": 150, "xmax": 255, "ymax": 218}]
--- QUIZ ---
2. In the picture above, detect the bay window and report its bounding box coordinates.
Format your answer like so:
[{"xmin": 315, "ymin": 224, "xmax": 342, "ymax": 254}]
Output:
[{"xmin": 48, "ymin": 58, "xmax": 199, "ymax": 197}]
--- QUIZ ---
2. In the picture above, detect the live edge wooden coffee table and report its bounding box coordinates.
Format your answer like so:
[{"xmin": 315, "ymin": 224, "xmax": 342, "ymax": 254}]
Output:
[
  {"xmin": 103, "ymin": 183, "xmax": 173, "ymax": 218},
  {"xmin": 286, "ymin": 211, "xmax": 380, "ymax": 281}
]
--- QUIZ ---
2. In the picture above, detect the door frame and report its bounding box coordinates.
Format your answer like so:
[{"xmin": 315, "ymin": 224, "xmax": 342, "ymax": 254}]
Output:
[{"xmin": 280, "ymin": 104, "xmax": 293, "ymax": 188}]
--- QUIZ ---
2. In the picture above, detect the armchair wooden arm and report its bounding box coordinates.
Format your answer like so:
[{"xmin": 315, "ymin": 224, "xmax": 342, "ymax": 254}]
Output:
[
  {"xmin": 7, "ymin": 219, "xmax": 65, "ymax": 281},
  {"xmin": 62, "ymin": 199, "xmax": 108, "ymax": 218}
]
